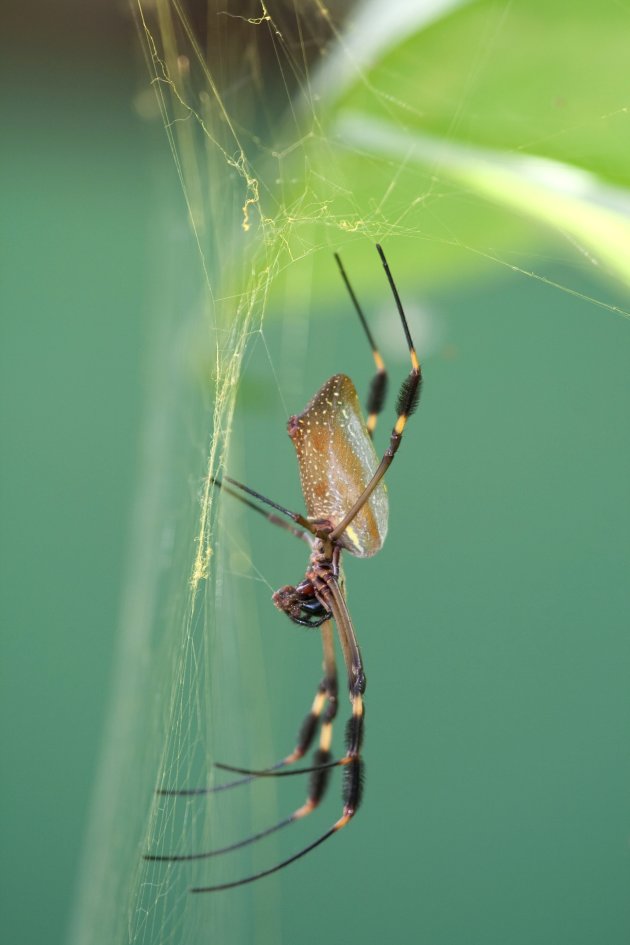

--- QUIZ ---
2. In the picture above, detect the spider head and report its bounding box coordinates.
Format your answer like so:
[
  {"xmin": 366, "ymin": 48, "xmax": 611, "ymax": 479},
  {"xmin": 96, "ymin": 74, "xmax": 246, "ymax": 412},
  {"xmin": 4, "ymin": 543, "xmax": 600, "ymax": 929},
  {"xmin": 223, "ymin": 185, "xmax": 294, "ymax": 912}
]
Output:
[{"xmin": 272, "ymin": 581, "xmax": 330, "ymax": 628}]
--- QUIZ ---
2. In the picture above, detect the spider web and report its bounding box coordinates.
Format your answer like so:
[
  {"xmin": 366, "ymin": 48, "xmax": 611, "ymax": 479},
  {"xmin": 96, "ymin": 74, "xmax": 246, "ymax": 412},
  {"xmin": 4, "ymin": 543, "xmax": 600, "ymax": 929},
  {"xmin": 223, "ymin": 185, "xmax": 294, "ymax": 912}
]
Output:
[{"xmin": 69, "ymin": 2, "xmax": 630, "ymax": 944}]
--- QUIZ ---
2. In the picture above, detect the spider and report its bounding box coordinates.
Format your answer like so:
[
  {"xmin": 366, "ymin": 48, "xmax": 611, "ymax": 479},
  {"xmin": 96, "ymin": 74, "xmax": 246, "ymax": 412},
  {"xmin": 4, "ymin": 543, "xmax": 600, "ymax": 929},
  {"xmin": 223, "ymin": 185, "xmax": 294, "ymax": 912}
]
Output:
[{"xmin": 145, "ymin": 244, "xmax": 422, "ymax": 891}]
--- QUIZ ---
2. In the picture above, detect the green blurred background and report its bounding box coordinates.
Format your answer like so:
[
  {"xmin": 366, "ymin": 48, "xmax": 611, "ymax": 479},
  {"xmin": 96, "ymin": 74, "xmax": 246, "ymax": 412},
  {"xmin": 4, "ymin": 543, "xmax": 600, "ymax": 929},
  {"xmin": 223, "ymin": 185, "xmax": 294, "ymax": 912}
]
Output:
[
  {"xmin": 1, "ymin": 2, "xmax": 155, "ymax": 941},
  {"xmin": 2, "ymin": 2, "xmax": 629, "ymax": 945}
]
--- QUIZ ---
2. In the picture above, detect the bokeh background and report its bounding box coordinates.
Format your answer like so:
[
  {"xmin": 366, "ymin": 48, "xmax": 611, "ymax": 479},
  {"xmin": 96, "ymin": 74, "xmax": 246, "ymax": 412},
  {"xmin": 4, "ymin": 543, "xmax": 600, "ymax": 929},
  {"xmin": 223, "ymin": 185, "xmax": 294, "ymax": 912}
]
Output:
[
  {"xmin": 2, "ymin": 2, "xmax": 629, "ymax": 945},
  {"xmin": 2, "ymin": 2, "xmax": 156, "ymax": 943}
]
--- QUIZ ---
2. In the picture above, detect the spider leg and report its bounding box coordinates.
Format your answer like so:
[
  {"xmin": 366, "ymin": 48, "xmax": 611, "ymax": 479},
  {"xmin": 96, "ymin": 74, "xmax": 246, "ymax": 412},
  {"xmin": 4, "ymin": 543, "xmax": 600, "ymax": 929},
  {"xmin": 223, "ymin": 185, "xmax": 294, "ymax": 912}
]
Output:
[
  {"xmin": 189, "ymin": 580, "xmax": 362, "ymax": 892},
  {"xmin": 334, "ymin": 252, "xmax": 388, "ymax": 438},
  {"xmin": 324, "ymin": 577, "xmax": 364, "ymax": 808},
  {"xmin": 287, "ymin": 619, "xmax": 339, "ymax": 761},
  {"xmin": 330, "ymin": 243, "xmax": 422, "ymax": 543},
  {"xmin": 155, "ymin": 683, "xmax": 333, "ymax": 796},
  {"xmin": 145, "ymin": 755, "xmax": 335, "ymax": 865},
  {"xmin": 155, "ymin": 624, "xmax": 338, "ymax": 795},
  {"xmin": 146, "ymin": 625, "xmax": 340, "ymax": 870},
  {"xmin": 212, "ymin": 475, "xmax": 313, "ymax": 543},
  {"xmin": 215, "ymin": 757, "xmax": 346, "ymax": 778},
  {"xmin": 145, "ymin": 745, "xmax": 343, "ymax": 864}
]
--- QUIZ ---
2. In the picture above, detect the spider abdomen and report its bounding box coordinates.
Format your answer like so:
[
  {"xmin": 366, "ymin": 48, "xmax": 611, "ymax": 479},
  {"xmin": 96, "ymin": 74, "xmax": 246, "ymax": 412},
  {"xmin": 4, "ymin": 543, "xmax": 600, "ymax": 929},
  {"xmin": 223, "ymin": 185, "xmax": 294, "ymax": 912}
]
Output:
[{"xmin": 288, "ymin": 374, "xmax": 388, "ymax": 557}]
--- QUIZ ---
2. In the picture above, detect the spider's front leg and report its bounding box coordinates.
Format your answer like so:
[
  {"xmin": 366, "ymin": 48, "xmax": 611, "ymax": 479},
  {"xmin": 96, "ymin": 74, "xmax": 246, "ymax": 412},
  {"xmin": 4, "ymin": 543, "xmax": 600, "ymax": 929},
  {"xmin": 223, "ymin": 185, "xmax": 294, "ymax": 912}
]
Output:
[
  {"xmin": 318, "ymin": 576, "xmax": 365, "ymax": 834},
  {"xmin": 145, "ymin": 618, "xmax": 341, "ymax": 875},
  {"xmin": 272, "ymin": 577, "xmax": 338, "ymax": 769}
]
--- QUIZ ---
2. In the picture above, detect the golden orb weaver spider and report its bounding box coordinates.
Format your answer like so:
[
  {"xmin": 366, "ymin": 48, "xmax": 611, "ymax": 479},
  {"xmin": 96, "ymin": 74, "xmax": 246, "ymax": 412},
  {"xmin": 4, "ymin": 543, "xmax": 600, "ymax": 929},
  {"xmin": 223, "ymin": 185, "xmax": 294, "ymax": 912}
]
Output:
[{"xmin": 145, "ymin": 244, "xmax": 422, "ymax": 891}]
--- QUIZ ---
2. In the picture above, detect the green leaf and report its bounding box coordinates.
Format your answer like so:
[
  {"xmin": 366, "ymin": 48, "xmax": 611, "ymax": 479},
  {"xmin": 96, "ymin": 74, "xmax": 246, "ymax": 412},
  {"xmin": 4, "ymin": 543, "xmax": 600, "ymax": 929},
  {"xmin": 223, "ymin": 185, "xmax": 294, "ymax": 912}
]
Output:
[{"xmin": 272, "ymin": 0, "xmax": 630, "ymax": 298}]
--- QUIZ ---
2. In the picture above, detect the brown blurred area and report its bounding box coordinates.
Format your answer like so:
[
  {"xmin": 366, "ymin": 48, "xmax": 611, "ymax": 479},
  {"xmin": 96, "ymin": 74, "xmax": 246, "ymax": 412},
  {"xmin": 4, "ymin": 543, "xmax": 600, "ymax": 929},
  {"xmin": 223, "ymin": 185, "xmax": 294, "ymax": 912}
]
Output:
[{"xmin": 1, "ymin": 0, "xmax": 355, "ymax": 90}]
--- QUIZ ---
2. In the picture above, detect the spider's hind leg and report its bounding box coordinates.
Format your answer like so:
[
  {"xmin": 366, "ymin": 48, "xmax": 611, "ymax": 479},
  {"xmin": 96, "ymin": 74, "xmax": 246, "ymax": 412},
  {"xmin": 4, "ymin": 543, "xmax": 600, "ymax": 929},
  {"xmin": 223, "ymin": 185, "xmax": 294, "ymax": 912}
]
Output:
[
  {"xmin": 334, "ymin": 251, "xmax": 389, "ymax": 438},
  {"xmin": 330, "ymin": 244, "xmax": 422, "ymax": 545}
]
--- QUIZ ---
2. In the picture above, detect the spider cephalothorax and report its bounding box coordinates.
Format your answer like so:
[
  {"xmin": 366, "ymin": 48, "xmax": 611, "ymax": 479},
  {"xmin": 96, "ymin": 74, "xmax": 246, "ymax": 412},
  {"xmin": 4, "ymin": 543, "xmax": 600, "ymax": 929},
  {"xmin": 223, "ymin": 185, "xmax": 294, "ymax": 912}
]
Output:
[
  {"xmin": 272, "ymin": 579, "xmax": 330, "ymax": 627},
  {"xmin": 273, "ymin": 537, "xmax": 340, "ymax": 627}
]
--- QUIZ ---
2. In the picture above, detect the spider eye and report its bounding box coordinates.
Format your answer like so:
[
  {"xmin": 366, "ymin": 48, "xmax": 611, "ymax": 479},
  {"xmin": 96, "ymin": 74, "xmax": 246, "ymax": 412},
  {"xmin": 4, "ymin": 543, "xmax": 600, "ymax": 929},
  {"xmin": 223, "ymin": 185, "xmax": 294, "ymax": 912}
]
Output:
[{"xmin": 299, "ymin": 598, "xmax": 327, "ymax": 617}]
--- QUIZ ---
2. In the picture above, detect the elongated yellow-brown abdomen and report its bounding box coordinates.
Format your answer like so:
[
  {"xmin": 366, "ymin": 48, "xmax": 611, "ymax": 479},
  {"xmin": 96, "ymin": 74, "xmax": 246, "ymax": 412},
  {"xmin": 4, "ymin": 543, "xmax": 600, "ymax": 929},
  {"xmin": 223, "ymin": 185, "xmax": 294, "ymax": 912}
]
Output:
[{"xmin": 288, "ymin": 374, "xmax": 388, "ymax": 557}]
